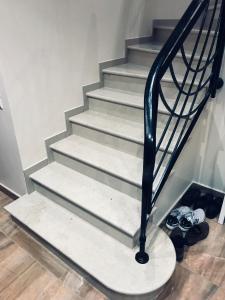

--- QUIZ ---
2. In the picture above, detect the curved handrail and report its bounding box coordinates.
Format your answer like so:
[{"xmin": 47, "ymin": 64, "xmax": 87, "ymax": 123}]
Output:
[{"xmin": 136, "ymin": 0, "xmax": 225, "ymax": 264}]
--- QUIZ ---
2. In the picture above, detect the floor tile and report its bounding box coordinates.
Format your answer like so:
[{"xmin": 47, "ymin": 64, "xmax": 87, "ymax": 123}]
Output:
[
  {"xmin": 0, "ymin": 246, "xmax": 35, "ymax": 293},
  {"xmin": 158, "ymin": 264, "xmax": 218, "ymax": 300},
  {"xmin": 10, "ymin": 228, "xmax": 69, "ymax": 279},
  {"xmin": 181, "ymin": 252, "xmax": 225, "ymax": 288}
]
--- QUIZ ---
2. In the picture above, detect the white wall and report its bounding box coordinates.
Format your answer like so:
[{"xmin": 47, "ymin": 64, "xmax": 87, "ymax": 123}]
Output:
[
  {"xmin": 149, "ymin": 0, "xmax": 191, "ymax": 20},
  {"xmin": 0, "ymin": 74, "xmax": 26, "ymax": 195},
  {"xmin": 195, "ymin": 63, "xmax": 225, "ymax": 192},
  {"xmin": 0, "ymin": 0, "xmax": 153, "ymax": 170}
]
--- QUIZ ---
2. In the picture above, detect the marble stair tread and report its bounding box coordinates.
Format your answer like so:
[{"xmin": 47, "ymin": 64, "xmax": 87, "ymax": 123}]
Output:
[
  {"xmin": 128, "ymin": 42, "xmax": 207, "ymax": 61},
  {"xmin": 5, "ymin": 192, "xmax": 176, "ymax": 297},
  {"xmin": 30, "ymin": 162, "xmax": 141, "ymax": 238},
  {"xmin": 87, "ymin": 87, "xmax": 144, "ymax": 109},
  {"xmin": 103, "ymin": 63, "xmax": 201, "ymax": 85},
  {"xmin": 50, "ymin": 135, "xmax": 164, "ymax": 189},
  {"xmin": 86, "ymin": 87, "xmax": 196, "ymax": 116},
  {"xmin": 69, "ymin": 110, "xmax": 179, "ymax": 152},
  {"xmin": 154, "ymin": 22, "xmax": 216, "ymax": 36}
]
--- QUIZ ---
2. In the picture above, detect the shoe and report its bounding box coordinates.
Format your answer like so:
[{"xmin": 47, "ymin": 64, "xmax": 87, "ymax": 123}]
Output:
[
  {"xmin": 181, "ymin": 187, "xmax": 201, "ymax": 207},
  {"xmin": 179, "ymin": 208, "xmax": 205, "ymax": 232},
  {"xmin": 205, "ymin": 196, "xmax": 223, "ymax": 219},
  {"xmin": 166, "ymin": 206, "xmax": 192, "ymax": 230},
  {"xmin": 194, "ymin": 193, "xmax": 223, "ymax": 219},
  {"xmin": 185, "ymin": 222, "xmax": 209, "ymax": 246},
  {"xmin": 170, "ymin": 228, "xmax": 185, "ymax": 262},
  {"xmin": 193, "ymin": 193, "xmax": 210, "ymax": 210}
]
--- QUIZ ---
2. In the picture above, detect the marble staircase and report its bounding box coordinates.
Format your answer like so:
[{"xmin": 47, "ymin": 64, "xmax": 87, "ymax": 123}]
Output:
[{"xmin": 4, "ymin": 19, "xmax": 209, "ymax": 299}]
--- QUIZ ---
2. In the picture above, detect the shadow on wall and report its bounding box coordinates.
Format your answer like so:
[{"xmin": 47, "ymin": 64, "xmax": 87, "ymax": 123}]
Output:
[{"xmin": 197, "ymin": 95, "xmax": 225, "ymax": 191}]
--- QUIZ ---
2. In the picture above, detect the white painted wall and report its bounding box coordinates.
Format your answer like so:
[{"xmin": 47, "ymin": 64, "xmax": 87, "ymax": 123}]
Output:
[
  {"xmin": 149, "ymin": 0, "xmax": 191, "ymax": 20},
  {"xmin": 0, "ymin": 0, "xmax": 153, "ymax": 171},
  {"xmin": 0, "ymin": 74, "xmax": 26, "ymax": 195},
  {"xmin": 195, "ymin": 63, "xmax": 225, "ymax": 193}
]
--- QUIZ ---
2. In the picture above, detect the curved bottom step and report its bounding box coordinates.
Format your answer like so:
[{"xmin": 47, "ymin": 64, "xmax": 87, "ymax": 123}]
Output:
[{"xmin": 5, "ymin": 192, "xmax": 176, "ymax": 300}]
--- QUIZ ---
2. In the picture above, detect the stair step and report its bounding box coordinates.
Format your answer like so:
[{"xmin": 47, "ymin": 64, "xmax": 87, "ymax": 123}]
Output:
[
  {"xmin": 127, "ymin": 42, "xmax": 208, "ymax": 61},
  {"xmin": 30, "ymin": 162, "xmax": 142, "ymax": 247},
  {"xmin": 86, "ymin": 87, "xmax": 196, "ymax": 117},
  {"xmin": 50, "ymin": 135, "xmax": 164, "ymax": 188},
  {"xmin": 103, "ymin": 63, "xmax": 203, "ymax": 86},
  {"xmin": 153, "ymin": 23, "xmax": 215, "ymax": 51},
  {"xmin": 87, "ymin": 87, "xmax": 143, "ymax": 109},
  {"xmin": 70, "ymin": 110, "xmax": 182, "ymax": 154},
  {"xmin": 5, "ymin": 192, "xmax": 176, "ymax": 298}
]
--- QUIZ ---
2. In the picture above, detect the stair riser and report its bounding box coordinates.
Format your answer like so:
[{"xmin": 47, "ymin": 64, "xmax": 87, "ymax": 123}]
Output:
[
  {"xmin": 128, "ymin": 49, "xmax": 211, "ymax": 78},
  {"xmin": 51, "ymin": 150, "xmax": 142, "ymax": 201},
  {"xmin": 88, "ymin": 97, "xmax": 143, "ymax": 123},
  {"xmin": 154, "ymin": 27, "xmax": 214, "ymax": 53},
  {"xmin": 71, "ymin": 123, "xmax": 144, "ymax": 158},
  {"xmin": 104, "ymin": 73, "xmax": 206, "ymax": 99},
  {"xmin": 31, "ymin": 181, "xmax": 136, "ymax": 248}
]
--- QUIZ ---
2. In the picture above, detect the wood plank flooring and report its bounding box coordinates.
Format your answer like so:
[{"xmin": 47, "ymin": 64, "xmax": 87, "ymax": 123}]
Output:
[{"xmin": 0, "ymin": 191, "xmax": 225, "ymax": 299}]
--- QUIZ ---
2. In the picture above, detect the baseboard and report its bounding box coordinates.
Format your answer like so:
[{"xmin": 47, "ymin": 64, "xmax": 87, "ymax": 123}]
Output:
[
  {"xmin": 24, "ymin": 159, "xmax": 49, "ymax": 194},
  {"xmin": 0, "ymin": 183, "xmax": 20, "ymax": 200},
  {"xmin": 125, "ymin": 35, "xmax": 152, "ymax": 47}
]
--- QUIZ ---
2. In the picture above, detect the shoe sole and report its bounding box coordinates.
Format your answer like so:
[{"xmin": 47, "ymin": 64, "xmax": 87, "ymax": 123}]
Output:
[
  {"xmin": 166, "ymin": 223, "xmax": 179, "ymax": 230},
  {"xmin": 178, "ymin": 225, "xmax": 190, "ymax": 232}
]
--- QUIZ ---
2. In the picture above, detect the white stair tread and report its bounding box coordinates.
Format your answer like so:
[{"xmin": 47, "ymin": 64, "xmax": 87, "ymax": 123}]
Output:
[
  {"xmin": 155, "ymin": 23, "xmax": 216, "ymax": 36},
  {"xmin": 103, "ymin": 63, "xmax": 200, "ymax": 85},
  {"xmin": 30, "ymin": 162, "xmax": 141, "ymax": 238},
  {"xmin": 70, "ymin": 110, "xmax": 179, "ymax": 152},
  {"xmin": 5, "ymin": 192, "xmax": 176, "ymax": 296},
  {"xmin": 86, "ymin": 87, "xmax": 196, "ymax": 116},
  {"xmin": 50, "ymin": 135, "xmax": 164, "ymax": 188},
  {"xmin": 71, "ymin": 110, "xmax": 144, "ymax": 144},
  {"xmin": 87, "ymin": 87, "xmax": 144, "ymax": 109},
  {"xmin": 128, "ymin": 42, "xmax": 207, "ymax": 61}
]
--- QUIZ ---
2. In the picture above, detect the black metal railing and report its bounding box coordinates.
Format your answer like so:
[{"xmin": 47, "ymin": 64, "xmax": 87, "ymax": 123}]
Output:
[{"xmin": 136, "ymin": 0, "xmax": 225, "ymax": 264}]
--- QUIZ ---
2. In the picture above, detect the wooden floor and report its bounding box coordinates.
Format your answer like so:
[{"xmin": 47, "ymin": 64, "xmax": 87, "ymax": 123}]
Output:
[{"xmin": 0, "ymin": 191, "xmax": 225, "ymax": 300}]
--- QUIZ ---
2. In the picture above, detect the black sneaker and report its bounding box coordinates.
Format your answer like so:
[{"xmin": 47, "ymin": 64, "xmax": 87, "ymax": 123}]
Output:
[
  {"xmin": 184, "ymin": 222, "xmax": 209, "ymax": 246},
  {"xmin": 166, "ymin": 206, "xmax": 192, "ymax": 230}
]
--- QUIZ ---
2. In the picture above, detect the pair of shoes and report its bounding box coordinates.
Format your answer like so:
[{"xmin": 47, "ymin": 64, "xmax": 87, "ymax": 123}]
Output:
[
  {"xmin": 170, "ymin": 222, "xmax": 209, "ymax": 262},
  {"xmin": 166, "ymin": 206, "xmax": 205, "ymax": 231},
  {"xmin": 194, "ymin": 193, "xmax": 223, "ymax": 219}
]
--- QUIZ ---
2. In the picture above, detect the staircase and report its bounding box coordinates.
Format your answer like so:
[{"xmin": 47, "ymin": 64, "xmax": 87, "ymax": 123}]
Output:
[{"xmin": 5, "ymin": 0, "xmax": 225, "ymax": 299}]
